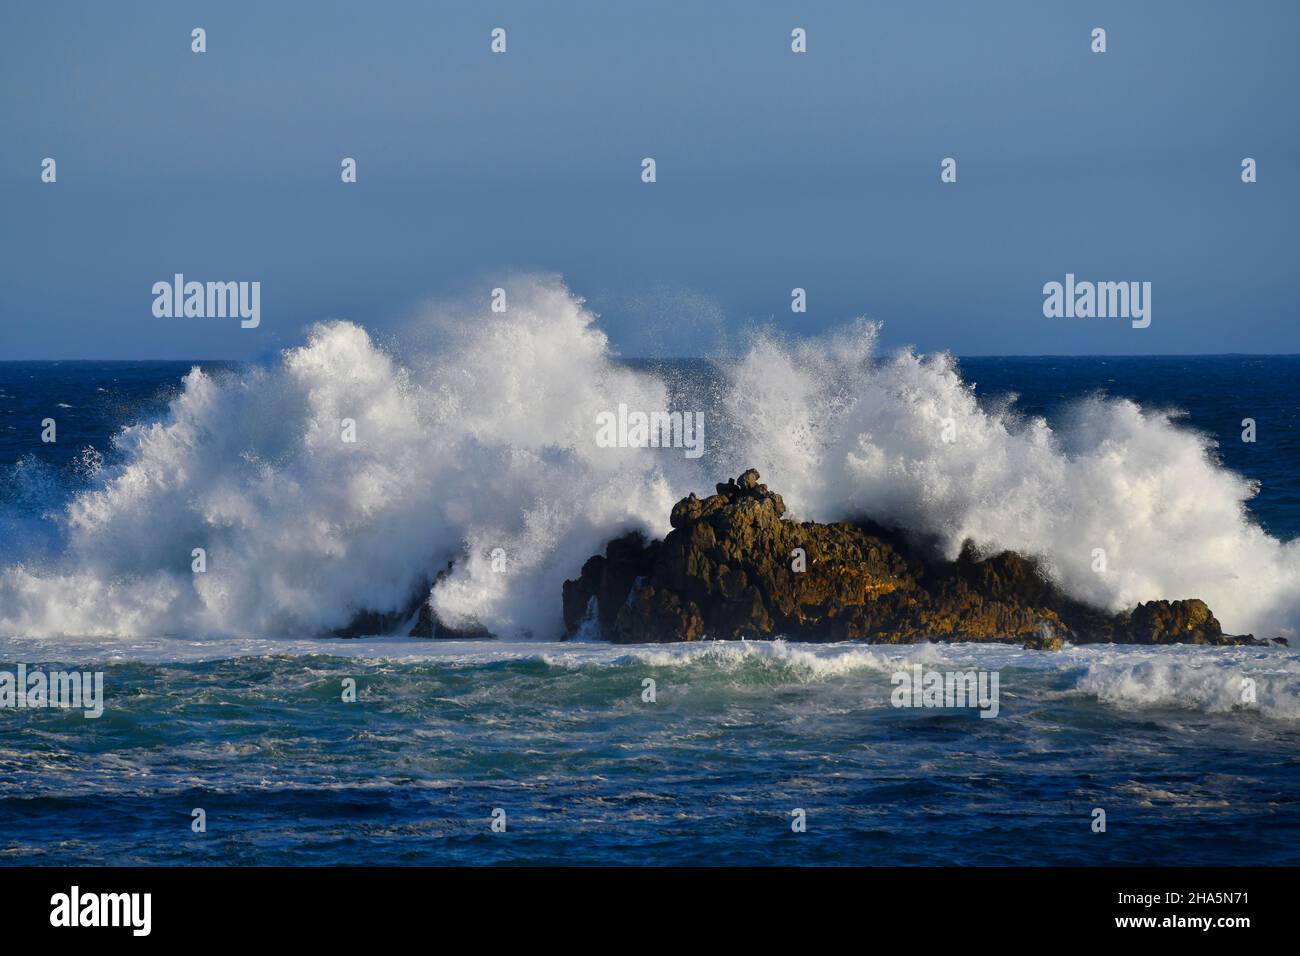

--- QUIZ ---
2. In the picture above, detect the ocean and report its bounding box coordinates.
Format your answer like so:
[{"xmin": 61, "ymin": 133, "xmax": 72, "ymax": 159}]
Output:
[{"xmin": 2, "ymin": 311, "xmax": 1298, "ymax": 865}]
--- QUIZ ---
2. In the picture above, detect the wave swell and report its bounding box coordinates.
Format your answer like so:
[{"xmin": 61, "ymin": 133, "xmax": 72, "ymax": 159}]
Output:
[{"xmin": 1, "ymin": 277, "xmax": 1296, "ymax": 641}]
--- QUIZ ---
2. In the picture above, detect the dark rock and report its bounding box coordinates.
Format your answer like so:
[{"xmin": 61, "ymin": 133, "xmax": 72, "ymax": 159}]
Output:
[
  {"xmin": 561, "ymin": 469, "xmax": 1254, "ymax": 648},
  {"xmin": 332, "ymin": 577, "xmax": 431, "ymax": 638},
  {"xmin": 410, "ymin": 597, "xmax": 492, "ymax": 640},
  {"xmin": 561, "ymin": 531, "xmax": 660, "ymax": 636},
  {"xmin": 408, "ymin": 561, "xmax": 492, "ymax": 639},
  {"xmin": 331, "ymin": 607, "xmax": 411, "ymax": 639},
  {"xmin": 1272, "ymin": 636, "xmax": 1290, "ymax": 647},
  {"xmin": 334, "ymin": 559, "xmax": 496, "ymax": 640}
]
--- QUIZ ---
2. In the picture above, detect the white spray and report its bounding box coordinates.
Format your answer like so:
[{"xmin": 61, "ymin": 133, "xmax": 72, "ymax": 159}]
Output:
[{"xmin": 0, "ymin": 278, "xmax": 1295, "ymax": 640}]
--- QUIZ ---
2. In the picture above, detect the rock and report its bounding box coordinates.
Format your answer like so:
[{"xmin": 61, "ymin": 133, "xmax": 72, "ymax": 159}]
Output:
[
  {"xmin": 331, "ymin": 607, "xmax": 411, "ymax": 639},
  {"xmin": 1022, "ymin": 628, "xmax": 1065, "ymax": 651},
  {"xmin": 408, "ymin": 561, "xmax": 492, "ymax": 639},
  {"xmin": 410, "ymin": 598, "xmax": 492, "ymax": 640},
  {"xmin": 1271, "ymin": 636, "xmax": 1289, "ymax": 647},
  {"xmin": 332, "ymin": 577, "xmax": 431, "ymax": 638},
  {"xmin": 1122, "ymin": 599, "xmax": 1228, "ymax": 645},
  {"xmin": 334, "ymin": 559, "xmax": 495, "ymax": 640},
  {"xmin": 561, "ymin": 532, "xmax": 660, "ymax": 635},
  {"xmin": 561, "ymin": 469, "xmax": 1255, "ymax": 648}
]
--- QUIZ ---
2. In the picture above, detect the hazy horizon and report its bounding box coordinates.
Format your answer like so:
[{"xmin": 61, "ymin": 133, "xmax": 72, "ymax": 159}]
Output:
[{"xmin": 3, "ymin": 349, "xmax": 1300, "ymax": 361}]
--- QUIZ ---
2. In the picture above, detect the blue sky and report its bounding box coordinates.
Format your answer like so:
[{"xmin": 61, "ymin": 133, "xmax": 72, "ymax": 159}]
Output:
[{"xmin": 2, "ymin": 0, "xmax": 1297, "ymax": 359}]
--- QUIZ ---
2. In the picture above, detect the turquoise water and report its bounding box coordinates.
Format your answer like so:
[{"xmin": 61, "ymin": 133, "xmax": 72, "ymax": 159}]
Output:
[
  {"xmin": 1, "ymin": 356, "xmax": 1298, "ymax": 865},
  {"xmin": 2, "ymin": 638, "xmax": 1297, "ymax": 865}
]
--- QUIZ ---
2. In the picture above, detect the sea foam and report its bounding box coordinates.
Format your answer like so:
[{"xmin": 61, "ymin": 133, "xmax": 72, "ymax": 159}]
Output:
[{"xmin": 0, "ymin": 276, "xmax": 1297, "ymax": 641}]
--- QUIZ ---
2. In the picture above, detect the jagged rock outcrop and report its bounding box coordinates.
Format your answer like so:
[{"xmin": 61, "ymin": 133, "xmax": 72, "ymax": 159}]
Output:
[
  {"xmin": 335, "ymin": 561, "xmax": 489, "ymax": 639},
  {"xmin": 562, "ymin": 532, "xmax": 662, "ymax": 638},
  {"xmin": 1022, "ymin": 631, "xmax": 1065, "ymax": 651},
  {"xmin": 332, "ymin": 580, "xmax": 429, "ymax": 639},
  {"xmin": 561, "ymin": 469, "xmax": 1261, "ymax": 648},
  {"xmin": 406, "ymin": 561, "xmax": 492, "ymax": 639}
]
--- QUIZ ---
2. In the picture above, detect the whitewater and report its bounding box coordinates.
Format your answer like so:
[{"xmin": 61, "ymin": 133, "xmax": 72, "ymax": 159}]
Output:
[
  {"xmin": 3, "ymin": 634, "xmax": 1297, "ymax": 865},
  {"xmin": 0, "ymin": 275, "xmax": 1298, "ymax": 642}
]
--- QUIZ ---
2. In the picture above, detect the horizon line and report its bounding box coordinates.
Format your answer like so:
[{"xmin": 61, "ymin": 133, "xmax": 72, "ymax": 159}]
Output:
[{"xmin": 2, "ymin": 352, "xmax": 1299, "ymax": 363}]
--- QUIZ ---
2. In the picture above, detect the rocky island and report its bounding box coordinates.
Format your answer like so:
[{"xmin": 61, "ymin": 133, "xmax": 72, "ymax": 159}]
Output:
[
  {"xmin": 559, "ymin": 469, "xmax": 1268, "ymax": 649},
  {"xmin": 340, "ymin": 468, "xmax": 1278, "ymax": 648}
]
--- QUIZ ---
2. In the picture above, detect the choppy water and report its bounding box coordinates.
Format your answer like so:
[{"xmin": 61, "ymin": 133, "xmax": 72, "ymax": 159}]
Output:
[
  {"xmin": 1, "ymin": 296, "xmax": 1298, "ymax": 865},
  {"xmin": 1, "ymin": 638, "xmax": 1297, "ymax": 865}
]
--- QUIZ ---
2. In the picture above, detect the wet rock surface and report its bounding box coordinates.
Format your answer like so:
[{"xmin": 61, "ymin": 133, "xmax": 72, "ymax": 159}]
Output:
[
  {"xmin": 336, "ymin": 561, "xmax": 490, "ymax": 640},
  {"xmin": 561, "ymin": 469, "xmax": 1261, "ymax": 647}
]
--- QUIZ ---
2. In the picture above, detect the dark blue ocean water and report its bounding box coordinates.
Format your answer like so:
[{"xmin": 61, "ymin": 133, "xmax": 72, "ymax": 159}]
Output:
[{"xmin": 1, "ymin": 356, "xmax": 1298, "ymax": 866}]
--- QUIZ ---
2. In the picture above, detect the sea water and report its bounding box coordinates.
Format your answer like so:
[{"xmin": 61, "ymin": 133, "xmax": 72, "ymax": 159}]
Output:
[{"xmin": 1, "ymin": 281, "xmax": 1297, "ymax": 864}]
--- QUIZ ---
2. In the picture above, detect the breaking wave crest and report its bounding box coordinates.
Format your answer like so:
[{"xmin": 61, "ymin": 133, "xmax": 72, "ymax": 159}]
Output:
[
  {"xmin": 1, "ymin": 276, "xmax": 1297, "ymax": 640},
  {"xmin": 1074, "ymin": 652, "xmax": 1300, "ymax": 721}
]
